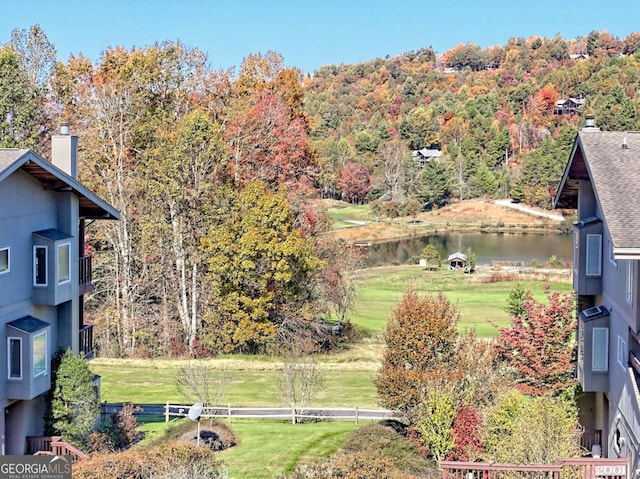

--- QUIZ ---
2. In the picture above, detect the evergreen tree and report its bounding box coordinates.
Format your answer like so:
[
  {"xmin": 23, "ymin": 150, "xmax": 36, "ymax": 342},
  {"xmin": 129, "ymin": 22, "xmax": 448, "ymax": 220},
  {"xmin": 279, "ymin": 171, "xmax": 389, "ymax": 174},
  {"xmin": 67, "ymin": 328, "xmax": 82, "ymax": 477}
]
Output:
[{"xmin": 46, "ymin": 349, "xmax": 99, "ymax": 446}]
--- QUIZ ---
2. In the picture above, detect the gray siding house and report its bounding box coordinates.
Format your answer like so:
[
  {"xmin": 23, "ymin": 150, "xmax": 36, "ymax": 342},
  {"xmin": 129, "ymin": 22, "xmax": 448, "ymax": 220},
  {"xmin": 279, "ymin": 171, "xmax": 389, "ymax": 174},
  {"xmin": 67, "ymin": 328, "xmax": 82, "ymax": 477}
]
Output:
[
  {"xmin": 0, "ymin": 128, "xmax": 119, "ymax": 454},
  {"xmin": 555, "ymin": 121, "xmax": 640, "ymax": 472}
]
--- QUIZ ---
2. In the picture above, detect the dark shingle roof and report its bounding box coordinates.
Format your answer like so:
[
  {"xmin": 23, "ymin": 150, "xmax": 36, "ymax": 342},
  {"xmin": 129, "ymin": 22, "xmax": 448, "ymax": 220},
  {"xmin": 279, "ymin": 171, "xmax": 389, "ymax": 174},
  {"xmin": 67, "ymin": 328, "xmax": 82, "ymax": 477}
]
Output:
[
  {"xmin": 0, "ymin": 149, "xmax": 119, "ymax": 220},
  {"xmin": 7, "ymin": 315, "xmax": 49, "ymax": 333},
  {"xmin": 555, "ymin": 129, "xmax": 640, "ymax": 251}
]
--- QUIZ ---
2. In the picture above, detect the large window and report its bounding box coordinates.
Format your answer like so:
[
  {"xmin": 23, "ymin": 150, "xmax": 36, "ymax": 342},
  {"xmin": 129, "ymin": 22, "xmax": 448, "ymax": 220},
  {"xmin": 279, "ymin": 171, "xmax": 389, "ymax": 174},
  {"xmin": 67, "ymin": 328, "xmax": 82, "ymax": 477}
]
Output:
[
  {"xmin": 57, "ymin": 243, "xmax": 70, "ymax": 284},
  {"xmin": 586, "ymin": 234, "xmax": 602, "ymax": 276},
  {"xmin": 34, "ymin": 246, "xmax": 47, "ymax": 286},
  {"xmin": 8, "ymin": 337, "xmax": 22, "ymax": 379},
  {"xmin": 33, "ymin": 331, "xmax": 47, "ymax": 377},
  {"xmin": 0, "ymin": 247, "xmax": 8, "ymax": 274},
  {"xmin": 592, "ymin": 327, "xmax": 609, "ymax": 372}
]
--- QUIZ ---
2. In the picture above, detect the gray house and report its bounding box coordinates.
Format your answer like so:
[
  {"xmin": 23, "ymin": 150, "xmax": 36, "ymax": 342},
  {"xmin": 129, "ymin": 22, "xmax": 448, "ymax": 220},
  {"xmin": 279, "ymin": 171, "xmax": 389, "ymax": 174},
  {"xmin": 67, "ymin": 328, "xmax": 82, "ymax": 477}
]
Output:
[
  {"xmin": 554, "ymin": 121, "xmax": 640, "ymax": 471},
  {"xmin": 0, "ymin": 128, "xmax": 119, "ymax": 454}
]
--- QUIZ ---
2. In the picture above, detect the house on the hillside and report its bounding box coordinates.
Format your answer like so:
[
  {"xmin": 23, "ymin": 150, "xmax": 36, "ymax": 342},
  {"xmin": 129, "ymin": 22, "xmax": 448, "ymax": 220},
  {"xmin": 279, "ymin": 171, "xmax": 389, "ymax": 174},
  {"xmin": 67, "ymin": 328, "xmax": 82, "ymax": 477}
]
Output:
[
  {"xmin": 554, "ymin": 118, "xmax": 640, "ymax": 469},
  {"xmin": 554, "ymin": 96, "xmax": 586, "ymax": 116},
  {"xmin": 447, "ymin": 252, "xmax": 468, "ymax": 272},
  {"xmin": 0, "ymin": 127, "xmax": 119, "ymax": 454},
  {"xmin": 412, "ymin": 148, "xmax": 441, "ymax": 168},
  {"xmin": 570, "ymin": 53, "xmax": 590, "ymax": 60}
]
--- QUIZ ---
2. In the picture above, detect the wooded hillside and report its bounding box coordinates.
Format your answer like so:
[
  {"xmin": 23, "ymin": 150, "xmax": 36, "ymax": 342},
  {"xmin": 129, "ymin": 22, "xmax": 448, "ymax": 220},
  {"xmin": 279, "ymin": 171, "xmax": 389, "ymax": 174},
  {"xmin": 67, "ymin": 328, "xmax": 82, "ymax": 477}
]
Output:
[{"xmin": 2, "ymin": 26, "xmax": 637, "ymax": 357}]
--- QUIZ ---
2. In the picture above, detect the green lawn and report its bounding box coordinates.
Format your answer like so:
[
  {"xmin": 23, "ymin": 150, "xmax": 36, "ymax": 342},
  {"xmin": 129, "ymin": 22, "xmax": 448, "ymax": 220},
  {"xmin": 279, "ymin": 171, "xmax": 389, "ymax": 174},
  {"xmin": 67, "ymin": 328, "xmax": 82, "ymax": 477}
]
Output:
[
  {"xmin": 92, "ymin": 264, "xmax": 573, "ymax": 478},
  {"xmin": 350, "ymin": 265, "xmax": 572, "ymax": 336},
  {"xmin": 218, "ymin": 419, "xmax": 361, "ymax": 479},
  {"xmin": 92, "ymin": 356, "xmax": 380, "ymax": 408}
]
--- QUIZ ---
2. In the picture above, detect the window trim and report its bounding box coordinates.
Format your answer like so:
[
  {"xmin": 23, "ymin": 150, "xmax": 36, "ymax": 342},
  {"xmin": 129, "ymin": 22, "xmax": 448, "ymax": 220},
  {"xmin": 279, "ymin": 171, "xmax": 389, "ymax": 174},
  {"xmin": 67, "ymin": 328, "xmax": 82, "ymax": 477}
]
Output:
[
  {"xmin": 57, "ymin": 242, "xmax": 71, "ymax": 285},
  {"xmin": 8, "ymin": 337, "xmax": 22, "ymax": 380},
  {"xmin": 0, "ymin": 247, "xmax": 9, "ymax": 274},
  {"xmin": 627, "ymin": 261, "xmax": 634, "ymax": 304},
  {"xmin": 617, "ymin": 335, "xmax": 628, "ymax": 370},
  {"xmin": 34, "ymin": 245, "xmax": 47, "ymax": 286},
  {"xmin": 32, "ymin": 331, "xmax": 47, "ymax": 377},
  {"xmin": 592, "ymin": 327, "xmax": 609, "ymax": 372},
  {"xmin": 609, "ymin": 237, "xmax": 618, "ymax": 268}
]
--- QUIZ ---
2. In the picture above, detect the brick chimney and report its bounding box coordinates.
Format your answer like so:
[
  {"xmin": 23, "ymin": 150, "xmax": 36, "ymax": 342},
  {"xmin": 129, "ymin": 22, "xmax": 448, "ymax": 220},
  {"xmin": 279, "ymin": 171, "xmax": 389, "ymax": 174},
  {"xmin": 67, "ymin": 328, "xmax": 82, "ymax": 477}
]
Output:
[{"xmin": 51, "ymin": 124, "xmax": 78, "ymax": 179}]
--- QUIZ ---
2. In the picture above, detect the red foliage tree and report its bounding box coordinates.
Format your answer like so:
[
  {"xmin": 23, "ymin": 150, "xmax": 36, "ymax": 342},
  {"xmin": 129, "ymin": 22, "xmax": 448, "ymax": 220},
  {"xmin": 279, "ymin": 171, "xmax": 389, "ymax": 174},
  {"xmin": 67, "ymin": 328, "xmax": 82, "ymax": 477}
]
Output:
[
  {"xmin": 226, "ymin": 92, "xmax": 314, "ymax": 189},
  {"xmin": 447, "ymin": 405, "xmax": 483, "ymax": 461},
  {"xmin": 494, "ymin": 287, "xmax": 577, "ymax": 396},
  {"xmin": 337, "ymin": 162, "xmax": 373, "ymax": 204}
]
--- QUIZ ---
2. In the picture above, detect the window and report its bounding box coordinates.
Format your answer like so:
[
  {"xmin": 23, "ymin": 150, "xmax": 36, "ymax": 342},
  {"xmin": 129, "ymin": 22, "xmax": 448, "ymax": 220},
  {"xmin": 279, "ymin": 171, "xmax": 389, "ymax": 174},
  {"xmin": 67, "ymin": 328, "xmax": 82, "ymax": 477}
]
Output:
[
  {"xmin": 0, "ymin": 247, "xmax": 8, "ymax": 274},
  {"xmin": 617, "ymin": 336, "xmax": 628, "ymax": 369},
  {"xmin": 33, "ymin": 331, "xmax": 47, "ymax": 377},
  {"xmin": 592, "ymin": 328, "xmax": 609, "ymax": 372},
  {"xmin": 8, "ymin": 337, "xmax": 22, "ymax": 379},
  {"xmin": 586, "ymin": 234, "xmax": 602, "ymax": 276},
  {"xmin": 57, "ymin": 243, "xmax": 70, "ymax": 284},
  {"xmin": 34, "ymin": 246, "xmax": 47, "ymax": 286},
  {"xmin": 627, "ymin": 261, "xmax": 634, "ymax": 304}
]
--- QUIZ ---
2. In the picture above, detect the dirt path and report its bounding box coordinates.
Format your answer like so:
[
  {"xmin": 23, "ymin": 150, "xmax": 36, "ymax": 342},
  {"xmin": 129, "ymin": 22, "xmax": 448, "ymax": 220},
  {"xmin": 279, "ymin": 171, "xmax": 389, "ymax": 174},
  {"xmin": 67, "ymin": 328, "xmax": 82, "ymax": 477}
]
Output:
[{"xmin": 494, "ymin": 199, "xmax": 565, "ymax": 221}]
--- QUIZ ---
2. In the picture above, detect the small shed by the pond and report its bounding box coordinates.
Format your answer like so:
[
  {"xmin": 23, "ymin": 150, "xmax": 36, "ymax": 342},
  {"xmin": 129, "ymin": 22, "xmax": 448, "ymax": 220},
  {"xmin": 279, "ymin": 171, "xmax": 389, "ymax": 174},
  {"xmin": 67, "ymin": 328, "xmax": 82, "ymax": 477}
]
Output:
[{"xmin": 447, "ymin": 252, "xmax": 468, "ymax": 272}]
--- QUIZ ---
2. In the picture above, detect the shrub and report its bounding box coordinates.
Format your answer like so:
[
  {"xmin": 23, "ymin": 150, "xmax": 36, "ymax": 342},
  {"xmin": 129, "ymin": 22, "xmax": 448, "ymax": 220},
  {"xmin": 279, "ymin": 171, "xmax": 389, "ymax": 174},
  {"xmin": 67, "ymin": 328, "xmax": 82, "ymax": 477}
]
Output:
[
  {"xmin": 73, "ymin": 441, "xmax": 224, "ymax": 479},
  {"xmin": 287, "ymin": 422, "xmax": 433, "ymax": 479},
  {"xmin": 447, "ymin": 406, "xmax": 483, "ymax": 460},
  {"xmin": 45, "ymin": 349, "xmax": 99, "ymax": 449}
]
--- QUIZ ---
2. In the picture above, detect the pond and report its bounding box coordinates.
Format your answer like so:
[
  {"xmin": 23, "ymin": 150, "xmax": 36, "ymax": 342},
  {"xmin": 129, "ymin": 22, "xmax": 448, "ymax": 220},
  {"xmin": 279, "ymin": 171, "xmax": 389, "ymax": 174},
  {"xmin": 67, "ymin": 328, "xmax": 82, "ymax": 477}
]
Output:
[{"xmin": 363, "ymin": 232, "xmax": 574, "ymax": 268}]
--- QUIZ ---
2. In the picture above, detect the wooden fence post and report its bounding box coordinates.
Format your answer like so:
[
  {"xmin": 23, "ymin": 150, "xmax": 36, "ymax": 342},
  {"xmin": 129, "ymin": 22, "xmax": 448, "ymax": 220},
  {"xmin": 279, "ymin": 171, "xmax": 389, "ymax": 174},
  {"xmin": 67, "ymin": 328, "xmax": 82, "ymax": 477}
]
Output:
[
  {"xmin": 165, "ymin": 401, "xmax": 169, "ymax": 422},
  {"xmin": 355, "ymin": 405, "xmax": 359, "ymax": 425}
]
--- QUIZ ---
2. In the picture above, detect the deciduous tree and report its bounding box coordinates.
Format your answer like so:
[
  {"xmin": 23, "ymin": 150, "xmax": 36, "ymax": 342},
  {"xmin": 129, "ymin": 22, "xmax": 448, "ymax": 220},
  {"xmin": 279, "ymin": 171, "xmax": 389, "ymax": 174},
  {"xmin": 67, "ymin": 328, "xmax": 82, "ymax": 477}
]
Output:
[
  {"xmin": 376, "ymin": 288, "xmax": 459, "ymax": 411},
  {"xmin": 495, "ymin": 287, "xmax": 577, "ymax": 397},
  {"xmin": 337, "ymin": 162, "xmax": 373, "ymax": 204},
  {"xmin": 201, "ymin": 181, "xmax": 323, "ymax": 353}
]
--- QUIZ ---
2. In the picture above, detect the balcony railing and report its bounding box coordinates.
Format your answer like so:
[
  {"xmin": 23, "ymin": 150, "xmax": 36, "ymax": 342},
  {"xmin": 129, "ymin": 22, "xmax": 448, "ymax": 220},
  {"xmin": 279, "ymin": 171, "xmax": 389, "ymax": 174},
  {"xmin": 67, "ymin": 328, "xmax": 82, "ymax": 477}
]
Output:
[
  {"xmin": 27, "ymin": 436, "xmax": 89, "ymax": 462},
  {"xmin": 79, "ymin": 324, "xmax": 94, "ymax": 359},
  {"xmin": 440, "ymin": 458, "xmax": 627, "ymax": 479},
  {"xmin": 78, "ymin": 254, "xmax": 93, "ymax": 295}
]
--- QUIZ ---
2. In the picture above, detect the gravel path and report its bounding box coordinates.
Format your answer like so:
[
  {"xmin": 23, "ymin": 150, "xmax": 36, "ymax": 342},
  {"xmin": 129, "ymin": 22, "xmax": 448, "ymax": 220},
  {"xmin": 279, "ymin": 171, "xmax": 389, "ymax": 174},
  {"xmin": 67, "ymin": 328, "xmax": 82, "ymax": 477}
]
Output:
[{"xmin": 494, "ymin": 199, "xmax": 565, "ymax": 222}]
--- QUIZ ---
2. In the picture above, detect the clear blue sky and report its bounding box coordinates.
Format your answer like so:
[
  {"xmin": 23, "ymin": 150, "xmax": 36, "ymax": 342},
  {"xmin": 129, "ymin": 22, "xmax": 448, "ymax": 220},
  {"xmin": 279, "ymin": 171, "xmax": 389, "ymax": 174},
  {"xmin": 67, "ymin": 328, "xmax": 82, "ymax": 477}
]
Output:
[{"xmin": 2, "ymin": 0, "xmax": 638, "ymax": 74}]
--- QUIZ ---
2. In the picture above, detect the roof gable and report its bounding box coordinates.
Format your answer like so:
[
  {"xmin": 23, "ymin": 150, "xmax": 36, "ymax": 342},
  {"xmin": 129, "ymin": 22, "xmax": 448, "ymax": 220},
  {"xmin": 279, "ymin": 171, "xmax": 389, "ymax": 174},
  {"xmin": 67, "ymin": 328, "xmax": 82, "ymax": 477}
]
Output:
[
  {"xmin": 555, "ymin": 129, "xmax": 640, "ymax": 253},
  {"xmin": 0, "ymin": 149, "xmax": 119, "ymax": 220}
]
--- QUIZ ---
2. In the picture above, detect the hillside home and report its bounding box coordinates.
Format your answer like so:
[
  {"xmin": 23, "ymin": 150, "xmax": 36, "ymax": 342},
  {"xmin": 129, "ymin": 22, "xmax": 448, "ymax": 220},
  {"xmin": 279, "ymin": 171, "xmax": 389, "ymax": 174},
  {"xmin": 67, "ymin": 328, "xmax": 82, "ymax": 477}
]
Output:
[
  {"xmin": 412, "ymin": 148, "xmax": 441, "ymax": 167},
  {"xmin": 0, "ymin": 127, "xmax": 119, "ymax": 454},
  {"xmin": 554, "ymin": 119, "xmax": 640, "ymax": 472},
  {"xmin": 554, "ymin": 96, "xmax": 586, "ymax": 116}
]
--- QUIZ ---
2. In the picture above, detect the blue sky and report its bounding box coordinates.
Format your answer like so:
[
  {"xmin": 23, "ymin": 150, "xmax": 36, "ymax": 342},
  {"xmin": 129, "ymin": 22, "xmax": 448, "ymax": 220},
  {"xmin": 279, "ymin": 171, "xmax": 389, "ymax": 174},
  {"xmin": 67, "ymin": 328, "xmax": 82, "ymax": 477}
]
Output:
[{"xmin": 1, "ymin": 0, "xmax": 638, "ymax": 74}]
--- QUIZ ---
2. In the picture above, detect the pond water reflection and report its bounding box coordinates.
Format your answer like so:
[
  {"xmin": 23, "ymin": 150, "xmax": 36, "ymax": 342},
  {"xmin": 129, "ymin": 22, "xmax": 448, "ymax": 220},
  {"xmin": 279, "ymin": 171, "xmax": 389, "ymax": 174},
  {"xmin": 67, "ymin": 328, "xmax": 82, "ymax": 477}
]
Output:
[{"xmin": 364, "ymin": 232, "xmax": 574, "ymax": 268}]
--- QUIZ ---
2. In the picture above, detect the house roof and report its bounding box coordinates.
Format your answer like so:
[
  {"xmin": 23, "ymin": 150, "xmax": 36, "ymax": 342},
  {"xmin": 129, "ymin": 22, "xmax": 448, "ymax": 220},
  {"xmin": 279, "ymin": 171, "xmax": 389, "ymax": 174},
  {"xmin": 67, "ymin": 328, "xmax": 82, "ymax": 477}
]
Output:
[
  {"xmin": 413, "ymin": 148, "xmax": 442, "ymax": 158},
  {"xmin": 0, "ymin": 149, "xmax": 119, "ymax": 220},
  {"xmin": 7, "ymin": 315, "xmax": 49, "ymax": 333},
  {"xmin": 554, "ymin": 129, "xmax": 640, "ymax": 257},
  {"xmin": 448, "ymin": 252, "xmax": 467, "ymax": 261}
]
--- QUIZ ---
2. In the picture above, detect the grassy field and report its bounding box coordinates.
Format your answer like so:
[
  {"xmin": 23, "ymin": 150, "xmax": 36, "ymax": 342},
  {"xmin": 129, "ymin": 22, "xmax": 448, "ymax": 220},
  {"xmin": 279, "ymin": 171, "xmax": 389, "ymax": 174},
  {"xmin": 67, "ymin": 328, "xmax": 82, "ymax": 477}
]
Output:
[
  {"xmin": 351, "ymin": 264, "xmax": 572, "ymax": 336},
  {"xmin": 91, "ymin": 264, "xmax": 572, "ymax": 478}
]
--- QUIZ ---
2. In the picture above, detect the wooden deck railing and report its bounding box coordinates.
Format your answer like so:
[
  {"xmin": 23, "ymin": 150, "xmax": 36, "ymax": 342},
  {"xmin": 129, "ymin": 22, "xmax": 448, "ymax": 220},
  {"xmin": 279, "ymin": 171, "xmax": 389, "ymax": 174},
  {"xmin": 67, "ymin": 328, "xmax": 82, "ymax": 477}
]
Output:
[
  {"xmin": 26, "ymin": 436, "xmax": 89, "ymax": 462},
  {"xmin": 440, "ymin": 458, "xmax": 627, "ymax": 479},
  {"xmin": 79, "ymin": 324, "xmax": 94, "ymax": 359},
  {"xmin": 78, "ymin": 254, "xmax": 93, "ymax": 294}
]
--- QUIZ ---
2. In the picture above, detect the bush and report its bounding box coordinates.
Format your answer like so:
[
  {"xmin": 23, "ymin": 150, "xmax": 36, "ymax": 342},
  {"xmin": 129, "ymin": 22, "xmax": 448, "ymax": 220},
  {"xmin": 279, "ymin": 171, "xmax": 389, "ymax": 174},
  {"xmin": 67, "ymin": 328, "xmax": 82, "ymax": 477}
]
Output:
[
  {"xmin": 73, "ymin": 441, "xmax": 225, "ymax": 479},
  {"xmin": 287, "ymin": 422, "xmax": 434, "ymax": 479}
]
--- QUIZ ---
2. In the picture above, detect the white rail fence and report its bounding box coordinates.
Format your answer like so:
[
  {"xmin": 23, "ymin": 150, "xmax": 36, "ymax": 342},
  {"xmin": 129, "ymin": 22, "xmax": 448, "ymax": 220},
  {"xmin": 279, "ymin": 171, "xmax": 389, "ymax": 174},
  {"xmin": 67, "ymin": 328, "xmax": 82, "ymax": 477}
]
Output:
[{"xmin": 164, "ymin": 402, "xmax": 395, "ymax": 424}]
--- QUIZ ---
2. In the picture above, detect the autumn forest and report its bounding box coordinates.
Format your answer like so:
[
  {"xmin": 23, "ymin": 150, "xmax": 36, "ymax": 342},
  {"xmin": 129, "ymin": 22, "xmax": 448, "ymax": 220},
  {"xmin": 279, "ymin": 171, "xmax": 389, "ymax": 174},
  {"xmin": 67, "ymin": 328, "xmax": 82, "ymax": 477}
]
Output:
[{"xmin": 3, "ymin": 26, "xmax": 640, "ymax": 358}]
